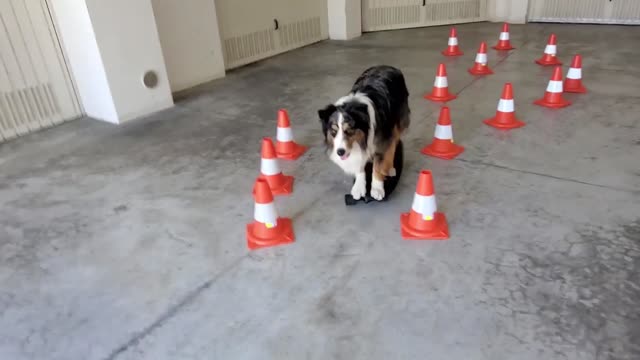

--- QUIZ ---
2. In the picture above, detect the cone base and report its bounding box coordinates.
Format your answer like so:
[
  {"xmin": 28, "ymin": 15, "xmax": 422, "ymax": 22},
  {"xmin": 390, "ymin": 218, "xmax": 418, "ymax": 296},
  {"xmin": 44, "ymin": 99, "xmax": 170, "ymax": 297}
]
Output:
[
  {"xmin": 421, "ymin": 142, "xmax": 465, "ymax": 160},
  {"xmin": 247, "ymin": 218, "xmax": 295, "ymax": 250},
  {"xmin": 424, "ymin": 93, "xmax": 457, "ymax": 102},
  {"xmin": 564, "ymin": 83, "xmax": 587, "ymax": 94},
  {"xmin": 483, "ymin": 116, "xmax": 525, "ymax": 129},
  {"xmin": 259, "ymin": 174, "xmax": 294, "ymax": 195},
  {"xmin": 276, "ymin": 142, "xmax": 307, "ymax": 160},
  {"xmin": 400, "ymin": 212, "xmax": 450, "ymax": 240},
  {"xmin": 468, "ymin": 66, "xmax": 494, "ymax": 76},
  {"xmin": 493, "ymin": 44, "xmax": 515, "ymax": 51},
  {"xmin": 535, "ymin": 57, "xmax": 562, "ymax": 66},
  {"xmin": 534, "ymin": 97, "xmax": 572, "ymax": 109},
  {"xmin": 442, "ymin": 49, "xmax": 463, "ymax": 56}
]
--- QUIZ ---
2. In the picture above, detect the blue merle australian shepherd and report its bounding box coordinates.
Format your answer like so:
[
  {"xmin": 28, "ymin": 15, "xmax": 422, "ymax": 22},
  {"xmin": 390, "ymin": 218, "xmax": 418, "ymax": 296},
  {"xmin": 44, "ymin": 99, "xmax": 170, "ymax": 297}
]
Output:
[{"xmin": 318, "ymin": 65, "xmax": 410, "ymax": 201}]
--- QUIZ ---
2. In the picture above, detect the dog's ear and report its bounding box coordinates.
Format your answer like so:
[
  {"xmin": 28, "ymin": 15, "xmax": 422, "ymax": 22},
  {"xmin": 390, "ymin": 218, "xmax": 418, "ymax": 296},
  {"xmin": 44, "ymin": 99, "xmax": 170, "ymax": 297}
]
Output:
[{"xmin": 318, "ymin": 104, "xmax": 336, "ymax": 124}]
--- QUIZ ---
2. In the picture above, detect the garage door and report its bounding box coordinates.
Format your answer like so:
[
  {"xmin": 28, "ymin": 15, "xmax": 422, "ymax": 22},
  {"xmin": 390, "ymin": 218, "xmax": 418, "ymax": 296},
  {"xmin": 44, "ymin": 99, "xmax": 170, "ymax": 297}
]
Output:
[
  {"xmin": 528, "ymin": 0, "xmax": 640, "ymax": 24},
  {"xmin": 0, "ymin": 0, "xmax": 82, "ymax": 143},
  {"xmin": 362, "ymin": 0, "xmax": 488, "ymax": 32},
  {"xmin": 217, "ymin": 0, "xmax": 329, "ymax": 70}
]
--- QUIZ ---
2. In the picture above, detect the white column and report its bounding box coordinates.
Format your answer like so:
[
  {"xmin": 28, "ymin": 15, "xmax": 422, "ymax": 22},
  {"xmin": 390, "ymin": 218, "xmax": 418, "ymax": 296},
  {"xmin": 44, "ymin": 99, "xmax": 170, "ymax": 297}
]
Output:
[
  {"xmin": 328, "ymin": 0, "xmax": 362, "ymax": 40},
  {"xmin": 487, "ymin": 0, "xmax": 529, "ymax": 24},
  {"xmin": 49, "ymin": 0, "xmax": 174, "ymax": 124}
]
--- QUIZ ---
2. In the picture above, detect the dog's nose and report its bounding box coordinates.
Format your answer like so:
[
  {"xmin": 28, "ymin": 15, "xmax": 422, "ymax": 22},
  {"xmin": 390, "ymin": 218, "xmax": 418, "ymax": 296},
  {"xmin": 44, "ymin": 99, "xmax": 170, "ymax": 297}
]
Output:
[{"xmin": 336, "ymin": 148, "xmax": 346, "ymax": 156}]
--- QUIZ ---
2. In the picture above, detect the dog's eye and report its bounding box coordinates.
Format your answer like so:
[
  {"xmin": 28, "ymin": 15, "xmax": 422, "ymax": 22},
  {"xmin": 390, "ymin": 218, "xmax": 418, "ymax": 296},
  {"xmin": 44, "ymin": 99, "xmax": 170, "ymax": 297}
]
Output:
[
  {"xmin": 344, "ymin": 129, "xmax": 354, "ymax": 136},
  {"xmin": 330, "ymin": 129, "xmax": 337, "ymax": 137}
]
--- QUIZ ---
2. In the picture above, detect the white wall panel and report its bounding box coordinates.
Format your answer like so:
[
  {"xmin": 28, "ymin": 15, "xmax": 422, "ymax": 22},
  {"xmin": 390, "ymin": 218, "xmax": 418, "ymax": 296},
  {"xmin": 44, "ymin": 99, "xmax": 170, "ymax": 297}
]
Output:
[
  {"xmin": 529, "ymin": 0, "xmax": 640, "ymax": 24},
  {"xmin": 362, "ymin": 0, "xmax": 487, "ymax": 32},
  {"xmin": 0, "ymin": 0, "xmax": 81, "ymax": 142}
]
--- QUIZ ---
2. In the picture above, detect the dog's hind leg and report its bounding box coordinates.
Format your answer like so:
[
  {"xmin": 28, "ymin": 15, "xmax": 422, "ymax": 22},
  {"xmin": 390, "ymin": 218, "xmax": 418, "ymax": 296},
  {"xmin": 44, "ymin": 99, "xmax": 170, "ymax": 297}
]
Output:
[
  {"xmin": 378, "ymin": 126, "xmax": 402, "ymax": 178},
  {"xmin": 371, "ymin": 127, "xmax": 402, "ymax": 200}
]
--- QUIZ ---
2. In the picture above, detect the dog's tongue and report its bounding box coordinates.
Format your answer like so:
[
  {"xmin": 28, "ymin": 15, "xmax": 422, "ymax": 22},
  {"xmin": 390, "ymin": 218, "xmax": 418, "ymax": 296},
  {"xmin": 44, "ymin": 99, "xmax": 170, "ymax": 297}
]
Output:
[{"xmin": 340, "ymin": 154, "xmax": 350, "ymax": 160}]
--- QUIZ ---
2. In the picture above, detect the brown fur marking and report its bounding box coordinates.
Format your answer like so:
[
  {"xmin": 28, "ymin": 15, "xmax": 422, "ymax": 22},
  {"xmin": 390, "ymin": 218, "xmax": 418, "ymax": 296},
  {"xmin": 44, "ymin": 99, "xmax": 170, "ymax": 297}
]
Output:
[{"xmin": 373, "ymin": 125, "xmax": 402, "ymax": 180}]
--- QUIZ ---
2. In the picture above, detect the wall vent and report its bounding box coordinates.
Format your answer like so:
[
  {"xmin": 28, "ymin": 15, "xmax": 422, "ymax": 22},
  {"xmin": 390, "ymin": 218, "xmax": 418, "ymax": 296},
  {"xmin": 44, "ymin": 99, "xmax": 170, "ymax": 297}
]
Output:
[
  {"xmin": 223, "ymin": 28, "xmax": 276, "ymax": 69},
  {"xmin": 527, "ymin": 0, "xmax": 640, "ymax": 24},
  {"xmin": 0, "ymin": 83, "xmax": 60, "ymax": 140},
  {"xmin": 610, "ymin": 0, "xmax": 640, "ymax": 23},
  {"xmin": 279, "ymin": 16, "xmax": 322, "ymax": 49},
  {"xmin": 366, "ymin": 4, "xmax": 421, "ymax": 28},
  {"xmin": 528, "ymin": 0, "xmax": 606, "ymax": 22},
  {"xmin": 362, "ymin": 0, "xmax": 486, "ymax": 32},
  {"xmin": 424, "ymin": 1, "xmax": 481, "ymax": 22}
]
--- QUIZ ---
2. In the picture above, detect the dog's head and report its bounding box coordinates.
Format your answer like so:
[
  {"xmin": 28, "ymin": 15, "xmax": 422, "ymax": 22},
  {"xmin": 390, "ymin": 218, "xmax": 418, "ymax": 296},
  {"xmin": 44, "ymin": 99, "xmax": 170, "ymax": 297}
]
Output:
[{"xmin": 318, "ymin": 102, "xmax": 370, "ymax": 161}]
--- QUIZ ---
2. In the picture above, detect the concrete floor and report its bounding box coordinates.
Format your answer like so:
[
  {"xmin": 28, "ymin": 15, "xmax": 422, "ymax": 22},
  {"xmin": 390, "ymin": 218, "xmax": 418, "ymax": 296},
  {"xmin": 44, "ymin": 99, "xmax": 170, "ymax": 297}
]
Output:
[{"xmin": 1, "ymin": 22, "xmax": 639, "ymax": 360}]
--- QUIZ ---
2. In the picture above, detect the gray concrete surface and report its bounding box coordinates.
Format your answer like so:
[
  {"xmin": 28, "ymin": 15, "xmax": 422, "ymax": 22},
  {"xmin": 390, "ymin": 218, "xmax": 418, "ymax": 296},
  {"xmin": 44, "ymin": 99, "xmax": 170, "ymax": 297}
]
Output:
[{"xmin": 1, "ymin": 22, "xmax": 639, "ymax": 360}]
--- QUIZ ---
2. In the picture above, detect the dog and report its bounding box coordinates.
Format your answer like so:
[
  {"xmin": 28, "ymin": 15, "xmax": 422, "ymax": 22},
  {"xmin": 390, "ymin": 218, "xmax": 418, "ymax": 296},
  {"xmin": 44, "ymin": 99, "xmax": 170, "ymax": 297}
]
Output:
[{"xmin": 318, "ymin": 65, "xmax": 410, "ymax": 201}]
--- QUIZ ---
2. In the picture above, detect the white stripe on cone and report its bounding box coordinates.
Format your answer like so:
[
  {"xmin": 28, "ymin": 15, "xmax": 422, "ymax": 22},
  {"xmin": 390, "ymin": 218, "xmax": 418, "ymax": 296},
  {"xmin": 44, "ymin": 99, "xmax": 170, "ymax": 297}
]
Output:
[
  {"xmin": 544, "ymin": 44, "xmax": 557, "ymax": 55},
  {"xmin": 497, "ymin": 99, "xmax": 515, "ymax": 113},
  {"xmin": 277, "ymin": 127, "xmax": 293, "ymax": 142},
  {"xmin": 475, "ymin": 53, "xmax": 488, "ymax": 65},
  {"xmin": 260, "ymin": 158, "xmax": 281, "ymax": 176},
  {"xmin": 434, "ymin": 76, "xmax": 448, "ymax": 88},
  {"xmin": 448, "ymin": 37, "xmax": 458, "ymax": 46},
  {"xmin": 411, "ymin": 193, "xmax": 437, "ymax": 221},
  {"xmin": 567, "ymin": 68, "xmax": 582, "ymax": 79},
  {"xmin": 499, "ymin": 32, "xmax": 509, "ymax": 40},
  {"xmin": 254, "ymin": 203, "xmax": 278, "ymax": 228},
  {"xmin": 546, "ymin": 80, "xmax": 563, "ymax": 93},
  {"xmin": 434, "ymin": 124, "xmax": 453, "ymax": 140}
]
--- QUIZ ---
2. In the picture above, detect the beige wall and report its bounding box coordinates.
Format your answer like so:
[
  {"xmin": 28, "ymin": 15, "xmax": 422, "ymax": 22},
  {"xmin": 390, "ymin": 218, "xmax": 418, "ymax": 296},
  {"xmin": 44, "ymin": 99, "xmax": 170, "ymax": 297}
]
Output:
[{"xmin": 151, "ymin": 0, "xmax": 226, "ymax": 93}]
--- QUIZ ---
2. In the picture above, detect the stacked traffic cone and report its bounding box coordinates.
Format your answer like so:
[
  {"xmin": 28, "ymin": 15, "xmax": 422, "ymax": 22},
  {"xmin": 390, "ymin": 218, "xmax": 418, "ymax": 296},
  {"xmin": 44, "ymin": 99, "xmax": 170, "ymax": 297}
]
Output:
[
  {"xmin": 493, "ymin": 23, "xmax": 515, "ymax": 50},
  {"xmin": 258, "ymin": 137, "xmax": 294, "ymax": 195},
  {"xmin": 564, "ymin": 54, "xmax": 587, "ymax": 93},
  {"xmin": 400, "ymin": 170, "xmax": 449, "ymax": 240},
  {"xmin": 484, "ymin": 83, "xmax": 525, "ymax": 129},
  {"xmin": 246, "ymin": 178, "xmax": 295, "ymax": 250},
  {"xmin": 275, "ymin": 109, "xmax": 307, "ymax": 160},
  {"xmin": 468, "ymin": 42, "xmax": 493, "ymax": 76},
  {"xmin": 534, "ymin": 66, "xmax": 571, "ymax": 109},
  {"xmin": 421, "ymin": 107, "xmax": 464, "ymax": 160},
  {"xmin": 442, "ymin": 27, "xmax": 463, "ymax": 56},
  {"xmin": 535, "ymin": 33, "xmax": 562, "ymax": 66},
  {"xmin": 424, "ymin": 64, "xmax": 457, "ymax": 102}
]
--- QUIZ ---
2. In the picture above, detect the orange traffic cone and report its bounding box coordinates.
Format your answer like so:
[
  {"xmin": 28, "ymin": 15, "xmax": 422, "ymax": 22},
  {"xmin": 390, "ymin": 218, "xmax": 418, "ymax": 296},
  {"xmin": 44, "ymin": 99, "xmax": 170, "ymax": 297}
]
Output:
[
  {"xmin": 493, "ymin": 23, "xmax": 515, "ymax": 50},
  {"xmin": 421, "ymin": 106, "xmax": 464, "ymax": 160},
  {"xmin": 468, "ymin": 42, "xmax": 493, "ymax": 76},
  {"xmin": 258, "ymin": 137, "xmax": 294, "ymax": 195},
  {"xmin": 275, "ymin": 109, "xmax": 307, "ymax": 160},
  {"xmin": 246, "ymin": 178, "xmax": 295, "ymax": 250},
  {"xmin": 534, "ymin": 66, "xmax": 571, "ymax": 109},
  {"xmin": 424, "ymin": 64, "xmax": 457, "ymax": 102},
  {"xmin": 442, "ymin": 27, "xmax": 463, "ymax": 56},
  {"xmin": 564, "ymin": 54, "xmax": 587, "ymax": 93},
  {"xmin": 400, "ymin": 170, "xmax": 449, "ymax": 240},
  {"xmin": 535, "ymin": 33, "xmax": 562, "ymax": 66},
  {"xmin": 484, "ymin": 83, "xmax": 525, "ymax": 129}
]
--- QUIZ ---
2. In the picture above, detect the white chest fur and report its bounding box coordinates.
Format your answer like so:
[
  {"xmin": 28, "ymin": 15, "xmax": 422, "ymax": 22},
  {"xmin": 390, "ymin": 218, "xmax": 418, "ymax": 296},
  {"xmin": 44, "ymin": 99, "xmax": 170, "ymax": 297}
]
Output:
[{"xmin": 330, "ymin": 143, "xmax": 368, "ymax": 176}]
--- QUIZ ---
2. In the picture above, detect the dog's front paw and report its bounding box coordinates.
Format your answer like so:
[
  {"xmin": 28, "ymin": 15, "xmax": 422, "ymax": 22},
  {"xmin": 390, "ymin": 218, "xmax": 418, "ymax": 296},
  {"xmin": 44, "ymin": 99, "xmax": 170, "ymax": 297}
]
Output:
[
  {"xmin": 370, "ymin": 179, "xmax": 385, "ymax": 201},
  {"xmin": 350, "ymin": 181, "xmax": 366, "ymax": 200}
]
